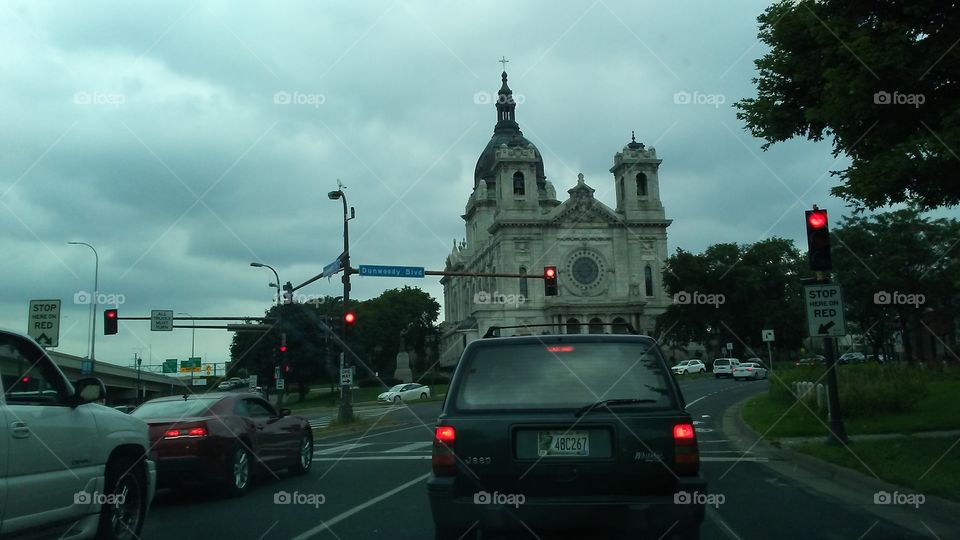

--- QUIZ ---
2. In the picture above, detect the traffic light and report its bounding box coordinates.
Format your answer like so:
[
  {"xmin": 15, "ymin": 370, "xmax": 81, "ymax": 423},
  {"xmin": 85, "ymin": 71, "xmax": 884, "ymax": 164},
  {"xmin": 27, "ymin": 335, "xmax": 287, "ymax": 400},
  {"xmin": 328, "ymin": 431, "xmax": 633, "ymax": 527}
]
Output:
[
  {"xmin": 805, "ymin": 208, "xmax": 832, "ymax": 271},
  {"xmin": 544, "ymin": 266, "xmax": 558, "ymax": 296},
  {"xmin": 279, "ymin": 332, "xmax": 287, "ymax": 353},
  {"xmin": 282, "ymin": 282, "xmax": 293, "ymax": 305},
  {"xmin": 283, "ymin": 362, "xmax": 292, "ymax": 374},
  {"xmin": 344, "ymin": 311, "xmax": 356, "ymax": 325},
  {"xmin": 103, "ymin": 309, "xmax": 118, "ymax": 335}
]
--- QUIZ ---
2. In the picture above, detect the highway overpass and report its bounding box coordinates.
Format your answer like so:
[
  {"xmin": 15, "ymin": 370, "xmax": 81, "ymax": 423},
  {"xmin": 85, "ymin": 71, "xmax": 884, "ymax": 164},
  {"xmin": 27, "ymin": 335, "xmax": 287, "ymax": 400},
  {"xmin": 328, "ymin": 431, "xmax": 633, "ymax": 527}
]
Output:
[{"xmin": 50, "ymin": 350, "xmax": 193, "ymax": 406}]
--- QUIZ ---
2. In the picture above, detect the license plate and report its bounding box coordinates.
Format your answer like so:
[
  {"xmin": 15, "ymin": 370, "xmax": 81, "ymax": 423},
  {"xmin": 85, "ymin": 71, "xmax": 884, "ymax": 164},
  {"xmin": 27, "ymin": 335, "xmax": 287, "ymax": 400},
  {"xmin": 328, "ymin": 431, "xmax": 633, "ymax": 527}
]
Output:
[{"xmin": 538, "ymin": 430, "xmax": 589, "ymax": 457}]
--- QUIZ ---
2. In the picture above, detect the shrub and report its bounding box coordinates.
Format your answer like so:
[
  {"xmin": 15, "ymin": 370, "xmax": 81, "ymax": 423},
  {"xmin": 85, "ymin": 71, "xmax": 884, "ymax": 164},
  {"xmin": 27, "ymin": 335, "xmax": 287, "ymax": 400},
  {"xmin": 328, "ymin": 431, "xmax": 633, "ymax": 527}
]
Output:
[{"xmin": 414, "ymin": 372, "xmax": 450, "ymax": 385}]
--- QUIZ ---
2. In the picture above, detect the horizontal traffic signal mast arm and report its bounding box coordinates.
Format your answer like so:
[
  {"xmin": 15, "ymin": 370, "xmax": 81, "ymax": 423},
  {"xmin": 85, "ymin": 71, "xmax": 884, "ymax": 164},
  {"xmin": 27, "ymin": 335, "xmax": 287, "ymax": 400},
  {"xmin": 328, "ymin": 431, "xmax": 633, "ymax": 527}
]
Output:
[
  {"xmin": 423, "ymin": 270, "xmax": 546, "ymax": 279},
  {"xmin": 107, "ymin": 316, "xmax": 273, "ymax": 321}
]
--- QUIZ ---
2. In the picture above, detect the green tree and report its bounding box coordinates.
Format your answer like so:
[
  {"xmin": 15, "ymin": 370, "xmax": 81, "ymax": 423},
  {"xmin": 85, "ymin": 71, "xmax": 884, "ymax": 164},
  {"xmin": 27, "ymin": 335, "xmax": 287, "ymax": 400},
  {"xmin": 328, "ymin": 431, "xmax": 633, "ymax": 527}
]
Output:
[
  {"xmin": 657, "ymin": 238, "xmax": 806, "ymax": 361},
  {"xmin": 832, "ymin": 209, "xmax": 960, "ymax": 361},
  {"xmin": 736, "ymin": 0, "xmax": 960, "ymax": 210}
]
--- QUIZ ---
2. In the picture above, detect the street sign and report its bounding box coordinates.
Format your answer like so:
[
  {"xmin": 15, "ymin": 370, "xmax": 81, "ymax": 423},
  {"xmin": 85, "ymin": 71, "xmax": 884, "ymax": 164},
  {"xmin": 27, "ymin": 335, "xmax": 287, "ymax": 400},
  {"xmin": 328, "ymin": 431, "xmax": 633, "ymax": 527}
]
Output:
[
  {"xmin": 162, "ymin": 359, "xmax": 178, "ymax": 373},
  {"xmin": 205, "ymin": 364, "xmax": 213, "ymax": 375},
  {"xmin": 804, "ymin": 284, "xmax": 846, "ymax": 337},
  {"xmin": 340, "ymin": 368, "xmax": 353, "ymax": 386},
  {"xmin": 180, "ymin": 358, "xmax": 201, "ymax": 372},
  {"xmin": 151, "ymin": 310, "xmax": 174, "ymax": 331},
  {"xmin": 762, "ymin": 329, "xmax": 775, "ymax": 342},
  {"xmin": 276, "ymin": 378, "xmax": 285, "ymax": 390},
  {"xmin": 725, "ymin": 342, "xmax": 733, "ymax": 351},
  {"xmin": 81, "ymin": 360, "xmax": 93, "ymax": 376},
  {"xmin": 192, "ymin": 378, "xmax": 206, "ymax": 386},
  {"xmin": 358, "ymin": 265, "xmax": 425, "ymax": 278},
  {"xmin": 28, "ymin": 299, "xmax": 61, "ymax": 347}
]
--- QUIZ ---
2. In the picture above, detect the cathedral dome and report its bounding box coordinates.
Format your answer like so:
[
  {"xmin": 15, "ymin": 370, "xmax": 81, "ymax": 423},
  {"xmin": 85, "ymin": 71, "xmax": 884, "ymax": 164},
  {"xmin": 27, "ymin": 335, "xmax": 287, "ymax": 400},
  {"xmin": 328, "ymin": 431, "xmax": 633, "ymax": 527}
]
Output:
[{"xmin": 473, "ymin": 70, "xmax": 545, "ymax": 186}]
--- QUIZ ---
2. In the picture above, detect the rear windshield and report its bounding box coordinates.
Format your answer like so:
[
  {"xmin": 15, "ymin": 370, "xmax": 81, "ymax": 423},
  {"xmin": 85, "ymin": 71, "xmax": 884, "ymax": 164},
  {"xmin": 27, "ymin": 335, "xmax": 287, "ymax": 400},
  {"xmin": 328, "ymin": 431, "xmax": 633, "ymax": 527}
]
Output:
[
  {"xmin": 454, "ymin": 341, "xmax": 674, "ymax": 411},
  {"xmin": 714, "ymin": 359, "xmax": 730, "ymax": 365},
  {"xmin": 132, "ymin": 397, "xmax": 220, "ymax": 419}
]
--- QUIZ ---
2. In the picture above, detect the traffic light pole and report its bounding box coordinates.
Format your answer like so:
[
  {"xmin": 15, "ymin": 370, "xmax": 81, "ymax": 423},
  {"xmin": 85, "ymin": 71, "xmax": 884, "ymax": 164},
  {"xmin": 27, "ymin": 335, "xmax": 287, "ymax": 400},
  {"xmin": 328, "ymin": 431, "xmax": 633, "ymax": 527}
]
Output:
[
  {"xmin": 823, "ymin": 334, "xmax": 848, "ymax": 444},
  {"xmin": 330, "ymin": 186, "xmax": 355, "ymax": 424}
]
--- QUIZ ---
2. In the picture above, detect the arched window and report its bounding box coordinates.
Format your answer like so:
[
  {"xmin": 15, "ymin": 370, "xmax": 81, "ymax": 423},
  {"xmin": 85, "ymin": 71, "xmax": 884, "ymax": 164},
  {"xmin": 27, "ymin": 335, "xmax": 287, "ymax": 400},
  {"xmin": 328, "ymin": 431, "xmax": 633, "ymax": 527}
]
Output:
[
  {"xmin": 519, "ymin": 266, "xmax": 528, "ymax": 297},
  {"xmin": 513, "ymin": 171, "xmax": 525, "ymax": 195},
  {"xmin": 589, "ymin": 318, "xmax": 604, "ymax": 334},
  {"xmin": 644, "ymin": 266, "xmax": 654, "ymax": 296},
  {"xmin": 636, "ymin": 173, "xmax": 648, "ymax": 197},
  {"xmin": 611, "ymin": 317, "xmax": 629, "ymax": 334},
  {"xmin": 566, "ymin": 318, "xmax": 581, "ymax": 335}
]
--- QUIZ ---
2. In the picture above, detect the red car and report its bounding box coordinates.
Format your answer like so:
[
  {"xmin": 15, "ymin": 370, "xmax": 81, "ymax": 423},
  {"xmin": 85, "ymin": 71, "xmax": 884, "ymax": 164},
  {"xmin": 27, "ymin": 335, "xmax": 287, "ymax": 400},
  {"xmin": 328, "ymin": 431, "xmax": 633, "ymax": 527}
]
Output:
[{"xmin": 132, "ymin": 392, "xmax": 313, "ymax": 496}]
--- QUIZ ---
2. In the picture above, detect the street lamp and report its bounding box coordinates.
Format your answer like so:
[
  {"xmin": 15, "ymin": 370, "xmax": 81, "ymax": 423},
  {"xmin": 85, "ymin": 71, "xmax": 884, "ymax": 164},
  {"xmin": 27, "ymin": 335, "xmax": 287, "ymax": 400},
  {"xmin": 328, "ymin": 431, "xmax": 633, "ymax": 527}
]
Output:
[
  {"xmin": 250, "ymin": 262, "xmax": 281, "ymax": 306},
  {"xmin": 68, "ymin": 241, "xmax": 98, "ymax": 373},
  {"xmin": 329, "ymin": 182, "xmax": 355, "ymax": 423},
  {"xmin": 177, "ymin": 312, "xmax": 196, "ymax": 386},
  {"xmin": 135, "ymin": 353, "xmax": 143, "ymax": 405}
]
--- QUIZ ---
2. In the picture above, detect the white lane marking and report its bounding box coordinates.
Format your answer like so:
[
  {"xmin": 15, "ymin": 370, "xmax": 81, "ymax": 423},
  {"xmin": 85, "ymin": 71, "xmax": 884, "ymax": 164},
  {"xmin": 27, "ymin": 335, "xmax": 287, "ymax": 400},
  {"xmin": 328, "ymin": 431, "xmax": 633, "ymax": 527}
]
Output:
[
  {"xmin": 706, "ymin": 505, "xmax": 743, "ymax": 540},
  {"xmin": 697, "ymin": 440, "xmax": 731, "ymax": 443},
  {"xmin": 290, "ymin": 472, "xmax": 431, "ymax": 540},
  {"xmin": 686, "ymin": 395, "xmax": 709, "ymax": 407},
  {"xmin": 700, "ymin": 456, "xmax": 768, "ymax": 462},
  {"xmin": 384, "ymin": 441, "xmax": 433, "ymax": 453},
  {"xmin": 313, "ymin": 455, "xmax": 432, "ymax": 461},
  {"xmin": 313, "ymin": 443, "xmax": 372, "ymax": 455}
]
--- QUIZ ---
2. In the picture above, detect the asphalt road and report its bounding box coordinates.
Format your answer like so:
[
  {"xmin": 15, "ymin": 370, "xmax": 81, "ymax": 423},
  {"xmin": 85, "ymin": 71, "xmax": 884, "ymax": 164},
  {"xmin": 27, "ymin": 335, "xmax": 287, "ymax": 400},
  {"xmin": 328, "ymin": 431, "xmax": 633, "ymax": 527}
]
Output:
[{"xmin": 141, "ymin": 377, "xmax": 929, "ymax": 540}]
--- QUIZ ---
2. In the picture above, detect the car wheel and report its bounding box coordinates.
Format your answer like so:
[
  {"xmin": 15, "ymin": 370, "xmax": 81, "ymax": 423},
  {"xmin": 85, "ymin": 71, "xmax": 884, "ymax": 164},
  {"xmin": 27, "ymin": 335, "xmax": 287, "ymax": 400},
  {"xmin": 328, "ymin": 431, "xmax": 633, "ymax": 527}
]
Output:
[
  {"xmin": 224, "ymin": 445, "xmax": 251, "ymax": 497},
  {"xmin": 95, "ymin": 455, "xmax": 146, "ymax": 540},
  {"xmin": 289, "ymin": 432, "xmax": 313, "ymax": 476},
  {"xmin": 393, "ymin": 396, "xmax": 401, "ymax": 404},
  {"xmin": 420, "ymin": 392, "xmax": 428, "ymax": 400}
]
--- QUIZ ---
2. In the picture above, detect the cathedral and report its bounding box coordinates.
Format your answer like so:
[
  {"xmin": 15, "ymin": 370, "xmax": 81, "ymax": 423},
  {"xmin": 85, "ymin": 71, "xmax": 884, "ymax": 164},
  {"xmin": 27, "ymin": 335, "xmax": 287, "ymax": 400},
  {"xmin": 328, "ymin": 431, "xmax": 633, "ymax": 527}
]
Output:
[{"xmin": 438, "ymin": 70, "xmax": 673, "ymax": 366}]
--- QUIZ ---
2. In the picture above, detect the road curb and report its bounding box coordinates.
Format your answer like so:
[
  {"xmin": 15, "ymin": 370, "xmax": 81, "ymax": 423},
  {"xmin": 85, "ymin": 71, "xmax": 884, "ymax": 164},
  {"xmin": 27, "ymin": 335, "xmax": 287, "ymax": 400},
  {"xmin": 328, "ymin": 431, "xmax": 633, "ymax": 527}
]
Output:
[{"xmin": 723, "ymin": 395, "xmax": 960, "ymax": 539}]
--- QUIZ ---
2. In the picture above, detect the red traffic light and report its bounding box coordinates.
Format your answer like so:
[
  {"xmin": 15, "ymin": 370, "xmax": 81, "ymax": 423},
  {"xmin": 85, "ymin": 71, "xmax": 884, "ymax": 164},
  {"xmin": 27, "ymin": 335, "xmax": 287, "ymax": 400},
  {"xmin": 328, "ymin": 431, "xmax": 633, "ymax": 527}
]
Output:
[
  {"xmin": 807, "ymin": 210, "xmax": 828, "ymax": 229},
  {"xmin": 103, "ymin": 309, "xmax": 119, "ymax": 335},
  {"xmin": 544, "ymin": 267, "xmax": 556, "ymax": 279},
  {"xmin": 279, "ymin": 345, "xmax": 287, "ymax": 353},
  {"xmin": 543, "ymin": 266, "xmax": 559, "ymax": 296},
  {"xmin": 344, "ymin": 311, "xmax": 356, "ymax": 325}
]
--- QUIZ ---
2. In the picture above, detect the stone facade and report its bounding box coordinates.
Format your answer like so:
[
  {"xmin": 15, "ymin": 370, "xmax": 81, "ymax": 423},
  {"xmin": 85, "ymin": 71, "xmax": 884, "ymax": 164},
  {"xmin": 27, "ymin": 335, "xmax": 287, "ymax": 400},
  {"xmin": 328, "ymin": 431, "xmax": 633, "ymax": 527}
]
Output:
[{"xmin": 439, "ymin": 72, "xmax": 672, "ymax": 366}]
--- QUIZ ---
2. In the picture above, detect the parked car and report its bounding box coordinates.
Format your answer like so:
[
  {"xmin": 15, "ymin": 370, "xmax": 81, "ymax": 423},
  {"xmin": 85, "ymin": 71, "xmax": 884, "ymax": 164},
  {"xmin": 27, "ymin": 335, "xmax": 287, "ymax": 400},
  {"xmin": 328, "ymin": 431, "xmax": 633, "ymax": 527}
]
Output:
[
  {"xmin": 428, "ymin": 331, "xmax": 705, "ymax": 539},
  {"xmin": 866, "ymin": 354, "xmax": 887, "ymax": 364},
  {"xmin": 0, "ymin": 328, "xmax": 156, "ymax": 539},
  {"xmin": 378, "ymin": 383, "xmax": 431, "ymax": 403},
  {"xmin": 796, "ymin": 355, "xmax": 825, "ymax": 367},
  {"xmin": 712, "ymin": 357, "xmax": 741, "ymax": 378},
  {"xmin": 132, "ymin": 392, "xmax": 313, "ymax": 496},
  {"xmin": 733, "ymin": 362, "xmax": 768, "ymax": 381},
  {"xmin": 838, "ymin": 352, "xmax": 866, "ymax": 364},
  {"xmin": 671, "ymin": 359, "xmax": 706, "ymax": 375}
]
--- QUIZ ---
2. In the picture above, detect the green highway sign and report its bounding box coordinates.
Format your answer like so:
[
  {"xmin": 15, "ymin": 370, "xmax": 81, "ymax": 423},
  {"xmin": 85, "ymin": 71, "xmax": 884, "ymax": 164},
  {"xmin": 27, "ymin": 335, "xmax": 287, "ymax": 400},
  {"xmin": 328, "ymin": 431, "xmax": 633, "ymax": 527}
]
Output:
[{"xmin": 162, "ymin": 359, "xmax": 178, "ymax": 373}]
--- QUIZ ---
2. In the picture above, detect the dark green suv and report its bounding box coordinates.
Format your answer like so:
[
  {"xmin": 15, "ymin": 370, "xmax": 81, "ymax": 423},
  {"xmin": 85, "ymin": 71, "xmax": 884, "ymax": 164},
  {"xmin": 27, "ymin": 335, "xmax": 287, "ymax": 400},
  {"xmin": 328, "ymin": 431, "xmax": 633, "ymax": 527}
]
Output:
[{"xmin": 428, "ymin": 332, "xmax": 705, "ymax": 539}]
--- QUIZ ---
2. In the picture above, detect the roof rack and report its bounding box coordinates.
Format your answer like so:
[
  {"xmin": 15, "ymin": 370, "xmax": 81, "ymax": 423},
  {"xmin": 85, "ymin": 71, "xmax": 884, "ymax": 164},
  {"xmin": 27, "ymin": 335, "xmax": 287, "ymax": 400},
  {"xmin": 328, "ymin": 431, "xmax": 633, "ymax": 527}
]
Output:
[{"xmin": 482, "ymin": 323, "xmax": 640, "ymax": 339}]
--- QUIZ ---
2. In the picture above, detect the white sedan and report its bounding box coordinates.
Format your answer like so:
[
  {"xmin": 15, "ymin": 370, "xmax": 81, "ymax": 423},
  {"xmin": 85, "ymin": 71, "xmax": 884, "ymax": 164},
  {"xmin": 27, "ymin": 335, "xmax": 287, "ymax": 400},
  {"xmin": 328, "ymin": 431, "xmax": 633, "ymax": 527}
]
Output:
[
  {"xmin": 671, "ymin": 360, "xmax": 706, "ymax": 375},
  {"xmin": 733, "ymin": 362, "xmax": 768, "ymax": 381},
  {"xmin": 378, "ymin": 383, "xmax": 431, "ymax": 403}
]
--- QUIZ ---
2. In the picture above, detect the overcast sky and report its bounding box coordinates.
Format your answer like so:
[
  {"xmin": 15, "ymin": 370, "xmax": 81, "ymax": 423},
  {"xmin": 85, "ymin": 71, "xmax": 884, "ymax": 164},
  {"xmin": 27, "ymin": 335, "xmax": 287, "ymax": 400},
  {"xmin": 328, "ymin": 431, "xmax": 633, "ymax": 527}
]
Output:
[{"xmin": 3, "ymin": 0, "xmax": 945, "ymax": 368}]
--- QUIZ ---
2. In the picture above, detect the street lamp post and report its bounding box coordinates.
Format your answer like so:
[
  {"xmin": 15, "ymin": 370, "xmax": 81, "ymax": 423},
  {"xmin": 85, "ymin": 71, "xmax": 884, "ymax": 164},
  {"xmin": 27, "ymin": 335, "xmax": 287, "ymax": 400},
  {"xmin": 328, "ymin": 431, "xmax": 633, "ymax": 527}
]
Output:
[
  {"xmin": 250, "ymin": 262, "xmax": 283, "ymax": 404},
  {"xmin": 329, "ymin": 182, "xmax": 355, "ymax": 423},
  {"xmin": 135, "ymin": 353, "xmax": 143, "ymax": 405},
  {"xmin": 250, "ymin": 262, "xmax": 281, "ymax": 306},
  {"xmin": 68, "ymin": 241, "xmax": 98, "ymax": 374}
]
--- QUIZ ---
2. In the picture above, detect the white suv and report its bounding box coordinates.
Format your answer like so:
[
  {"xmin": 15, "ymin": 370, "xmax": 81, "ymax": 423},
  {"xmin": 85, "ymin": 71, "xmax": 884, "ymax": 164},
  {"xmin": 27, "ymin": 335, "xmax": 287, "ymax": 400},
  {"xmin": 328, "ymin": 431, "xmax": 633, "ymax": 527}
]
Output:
[
  {"xmin": 712, "ymin": 358, "xmax": 741, "ymax": 378},
  {"xmin": 0, "ymin": 329, "xmax": 156, "ymax": 539},
  {"xmin": 671, "ymin": 359, "xmax": 707, "ymax": 375}
]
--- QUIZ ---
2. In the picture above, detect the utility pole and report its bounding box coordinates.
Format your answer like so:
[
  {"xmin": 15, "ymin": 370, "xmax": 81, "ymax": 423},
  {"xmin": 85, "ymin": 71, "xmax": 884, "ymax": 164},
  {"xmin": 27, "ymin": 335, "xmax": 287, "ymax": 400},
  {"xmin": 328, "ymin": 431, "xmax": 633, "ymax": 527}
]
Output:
[{"xmin": 329, "ymin": 181, "xmax": 355, "ymax": 423}]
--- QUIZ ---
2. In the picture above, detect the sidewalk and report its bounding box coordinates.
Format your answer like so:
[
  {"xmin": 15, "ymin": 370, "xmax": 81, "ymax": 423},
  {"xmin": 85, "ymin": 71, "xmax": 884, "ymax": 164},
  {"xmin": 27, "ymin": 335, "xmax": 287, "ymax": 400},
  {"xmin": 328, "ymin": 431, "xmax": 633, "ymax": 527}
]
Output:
[{"xmin": 723, "ymin": 396, "xmax": 960, "ymax": 539}]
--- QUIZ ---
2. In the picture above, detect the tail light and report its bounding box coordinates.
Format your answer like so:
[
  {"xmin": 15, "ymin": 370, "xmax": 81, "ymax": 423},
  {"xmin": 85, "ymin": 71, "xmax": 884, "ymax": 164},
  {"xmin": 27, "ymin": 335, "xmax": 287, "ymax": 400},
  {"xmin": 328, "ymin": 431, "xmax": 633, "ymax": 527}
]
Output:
[
  {"xmin": 432, "ymin": 425, "xmax": 456, "ymax": 476},
  {"xmin": 163, "ymin": 424, "xmax": 208, "ymax": 439},
  {"xmin": 673, "ymin": 423, "xmax": 699, "ymax": 475}
]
